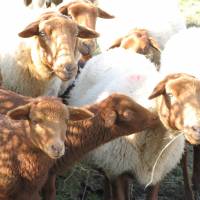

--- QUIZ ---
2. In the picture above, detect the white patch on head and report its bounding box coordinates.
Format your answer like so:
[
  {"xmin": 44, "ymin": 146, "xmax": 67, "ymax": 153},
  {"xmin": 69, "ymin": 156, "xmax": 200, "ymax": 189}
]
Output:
[{"xmin": 183, "ymin": 104, "xmax": 199, "ymax": 127}]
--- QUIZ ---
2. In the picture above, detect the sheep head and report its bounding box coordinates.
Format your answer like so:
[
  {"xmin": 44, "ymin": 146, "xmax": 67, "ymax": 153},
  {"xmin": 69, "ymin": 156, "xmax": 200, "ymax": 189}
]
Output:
[
  {"xmin": 95, "ymin": 93, "xmax": 159, "ymax": 134},
  {"xmin": 59, "ymin": 1, "xmax": 114, "ymax": 57},
  {"xmin": 109, "ymin": 28, "xmax": 161, "ymax": 69},
  {"xmin": 149, "ymin": 73, "xmax": 200, "ymax": 144},
  {"xmin": 7, "ymin": 97, "xmax": 69, "ymax": 159},
  {"xmin": 18, "ymin": 12, "xmax": 99, "ymax": 81}
]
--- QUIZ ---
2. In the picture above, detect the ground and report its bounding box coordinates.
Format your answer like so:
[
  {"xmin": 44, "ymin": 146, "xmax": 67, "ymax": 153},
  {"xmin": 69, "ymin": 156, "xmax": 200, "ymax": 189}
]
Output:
[{"xmin": 53, "ymin": 1, "xmax": 200, "ymax": 199}]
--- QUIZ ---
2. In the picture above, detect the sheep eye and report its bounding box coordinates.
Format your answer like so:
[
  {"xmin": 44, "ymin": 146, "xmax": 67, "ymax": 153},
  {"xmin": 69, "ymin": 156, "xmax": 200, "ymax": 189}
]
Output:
[
  {"xmin": 122, "ymin": 109, "xmax": 134, "ymax": 121},
  {"xmin": 166, "ymin": 93, "xmax": 173, "ymax": 98},
  {"xmin": 39, "ymin": 31, "xmax": 46, "ymax": 38}
]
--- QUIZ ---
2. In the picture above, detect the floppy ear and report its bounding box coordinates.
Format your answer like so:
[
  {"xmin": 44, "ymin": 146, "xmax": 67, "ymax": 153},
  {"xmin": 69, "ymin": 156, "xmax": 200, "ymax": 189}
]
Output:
[
  {"xmin": 68, "ymin": 106, "xmax": 94, "ymax": 121},
  {"xmin": 77, "ymin": 25, "xmax": 99, "ymax": 38},
  {"xmin": 108, "ymin": 37, "xmax": 123, "ymax": 49},
  {"xmin": 18, "ymin": 21, "xmax": 39, "ymax": 38},
  {"xmin": 148, "ymin": 73, "xmax": 186, "ymax": 99},
  {"xmin": 7, "ymin": 103, "xmax": 32, "ymax": 120},
  {"xmin": 148, "ymin": 80, "xmax": 166, "ymax": 100},
  {"xmin": 97, "ymin": 8, "xmax": 115, "ymax": 19},
  {"xmin": 149, "ymin": 37, "xmax": 161, "ymax": 52}
]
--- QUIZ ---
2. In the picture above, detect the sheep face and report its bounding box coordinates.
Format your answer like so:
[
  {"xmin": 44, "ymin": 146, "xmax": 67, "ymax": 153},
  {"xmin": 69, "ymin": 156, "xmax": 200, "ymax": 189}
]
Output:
[
  {"xmin": 18, "ymin": 12, "xmax": 99, "ymax": 81},
  {"xmin": 149, "ymin": 73, "xmax": 200, "ymax": 144},
  {"xmin": 109, "ymin": 28, "xmax": 161, "ymax": 69},
  {"xmin": 59, "ymin": 1, "xmax": 114, "ymax": 56},
  {"xmin": 99, "ymin": 93, "xmax": 159, "ymax": 134},
  {"xmin": 7, "ymin": 97, "xmax": 69, "ymax": 159}
]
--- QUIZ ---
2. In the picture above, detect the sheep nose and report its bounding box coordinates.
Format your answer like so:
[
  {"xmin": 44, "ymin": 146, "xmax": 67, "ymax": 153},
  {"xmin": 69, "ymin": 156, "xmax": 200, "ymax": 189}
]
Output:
[
  {"xmin": 191, "ymin": 126, "xmax": 200, "ymax": 139},
  {"xmin": 50, "ymin": 143, "xmax": 65, "ymax": 157},
  {"xmin": 54, "ymin": 64, "xmax": 77, "ymax": 81}
]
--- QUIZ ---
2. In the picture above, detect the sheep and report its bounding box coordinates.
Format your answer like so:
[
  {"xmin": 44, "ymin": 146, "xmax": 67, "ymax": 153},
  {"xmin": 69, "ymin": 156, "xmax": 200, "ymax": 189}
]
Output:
[
  {"xmin": 0, "ymin": 96, "xmax": 70, "ymax": 200},
  {"xmin": 160, "ymin": 27, "xmax": 200, "ymax": 200},
  {"xmin": 108, "ymin": 28, "xmax": 161, "ymax": 70},
  {"xmin": 0, "ymin": 87, "xmax": 159, "ymax": 200},
  {"xmin": 24, "ymin": 0, "xmax": 52, "ymax": 8},
  {"xmin": 58, "ymin": 0, "xmax": 114, "ymax": 58},
  {"xmin": 0, "ymin": 10, "xmax": 99, "ymax": 97},
  {"xmin": 96, "ymin": 0, "xmax": 186, "ymax": 51},
  {"xmin": 67, "ymin": 48, "xmax": 200, "ymax": 199}
]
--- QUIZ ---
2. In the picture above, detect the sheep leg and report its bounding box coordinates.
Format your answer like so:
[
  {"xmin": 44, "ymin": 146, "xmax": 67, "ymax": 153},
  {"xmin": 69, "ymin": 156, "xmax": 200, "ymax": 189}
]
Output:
[
  {"xmin": 192, "ymin": 145, "xmax": 200, "ymax": 199},
  {"xmin": 103, "ymin": 174, "xmax": 113, "ymax": 200},
  {"xmin": 42, "ymin": 173, "xmax": 57, "ymax": 200},
  {"xmin": 145, "ymin": 183, "xmax": 160, "ymax": 200},
  {"xmin": 181, "ymin": 145, "xmax": 195, "ymax": 200},
  {"xmin": 111, "ymin": 174, "xmax": 132, "ymax": 200}
]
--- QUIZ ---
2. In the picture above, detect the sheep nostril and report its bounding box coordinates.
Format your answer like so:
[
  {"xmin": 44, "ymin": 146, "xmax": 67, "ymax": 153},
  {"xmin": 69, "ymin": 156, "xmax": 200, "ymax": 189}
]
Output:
[
  {"xmin": 50, "ymin": 144, "xmax": 62, "ymax": 155},
  {"xmin": 192, "ymin": 126, "xmax": 200, "ymax": 133}
]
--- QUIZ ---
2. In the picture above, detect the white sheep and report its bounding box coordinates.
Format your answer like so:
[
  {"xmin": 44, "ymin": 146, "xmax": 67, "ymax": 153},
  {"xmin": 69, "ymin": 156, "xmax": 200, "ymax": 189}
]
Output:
[
  {"xmin": 160, "ymin": 27, "xmax": 200, "ymax": 78},
  {"xmin": 96, "ymin": 0, "xmax": 186, "ymax": 50},
  {"xmin": 68, "ymin": 48, "xmax": 188, "ymax": 199}
]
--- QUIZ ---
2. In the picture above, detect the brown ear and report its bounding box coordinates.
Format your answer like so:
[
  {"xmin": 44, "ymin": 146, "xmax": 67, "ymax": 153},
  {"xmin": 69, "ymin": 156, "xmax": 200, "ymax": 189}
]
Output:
[
  {"xmin": 77, "ymin": 25, "xmax": 99, "ymax": 38},
  {"xmin": 18, "ymin": 21, "xmax": 39, "ymax": 38},
  {"xmin": 7, "ymin": 103, "xmax": 32, "ymax": 120},
  {"xmin": 149, "ymin": 37, "xmax": 161, "ymax": 52},
  {"xmin": 148, "ymin": 80, "xmax": 166, "ymax": 100},
  {"xmin": 58, "ymin": 4, "xmax": 70, "ymax": 16},
  {"xmin": 97, "ymin": 8, "xmax": 114, "ymax": 19},
  {"xmin": 68, "ymin": 106, "xmax": 94, "ymax": 121},
  {"xmin": 148, "ymin": 73, "xmax": 187, "ymax": 99},
  {"xmin": 108, "ymin": 37, "xmax": 123, "ymax": 49},
  {"xmin": 104, "ymin": 109, "xmax": 117, "ymax": 127}
]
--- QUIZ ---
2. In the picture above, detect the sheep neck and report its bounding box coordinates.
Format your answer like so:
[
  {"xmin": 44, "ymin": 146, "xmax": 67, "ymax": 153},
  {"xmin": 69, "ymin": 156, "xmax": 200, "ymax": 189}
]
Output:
[
  {"xmin": 52, "ymin": 112, "xmax": 117, "ymax": 174},
  {"xmin": 17, "ymin": 37, "xmax": 53, "ymax": 81}
]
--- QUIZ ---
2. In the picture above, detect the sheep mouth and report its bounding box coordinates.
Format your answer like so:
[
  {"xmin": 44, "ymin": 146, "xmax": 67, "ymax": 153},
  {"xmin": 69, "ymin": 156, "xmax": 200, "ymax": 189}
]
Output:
[
  {"xmin": 46, "ymin": 148, "xmax": 65, "ymax": 159},
  {"xmin": 184, "ymin": 128, "xmax": 200, "ymax": 145},
  {"xmin": 54, "ymin": 70, "xmax": 75, "ymax": 81},
  {"xmin": 184, "ymin": 133, "xmax": 200, "ymax": 145}
]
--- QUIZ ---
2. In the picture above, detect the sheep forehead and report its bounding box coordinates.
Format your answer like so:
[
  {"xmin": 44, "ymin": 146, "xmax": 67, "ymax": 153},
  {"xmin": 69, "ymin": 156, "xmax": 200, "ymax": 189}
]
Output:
[
  {"xmin": 40, "ymin": 15, "xmax": 77, "ymax": 32},
  {"xmin": 70, "ymin": 1, "xmax": 96, "ymax": 12},
  {"xmin": 166, "ymin": 77, "xmax": 200, "ymax": 99},
  {"xmin": 30, "ymin": 100, "xmax": 69, "ymax": 121}
]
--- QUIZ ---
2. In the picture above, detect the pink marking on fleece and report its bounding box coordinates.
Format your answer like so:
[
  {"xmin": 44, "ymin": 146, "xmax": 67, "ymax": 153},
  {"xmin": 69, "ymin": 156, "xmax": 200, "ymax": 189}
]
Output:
[{"xmin": 128, "ymin": 74, "xmax": 142, "ymax": 81}]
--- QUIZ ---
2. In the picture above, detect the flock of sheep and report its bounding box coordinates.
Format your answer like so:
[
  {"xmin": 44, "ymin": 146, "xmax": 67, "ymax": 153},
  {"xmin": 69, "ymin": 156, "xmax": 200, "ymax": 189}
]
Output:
[{"xmin": 0, "ymin": 0, "xmax": 199, "ymax": 200}]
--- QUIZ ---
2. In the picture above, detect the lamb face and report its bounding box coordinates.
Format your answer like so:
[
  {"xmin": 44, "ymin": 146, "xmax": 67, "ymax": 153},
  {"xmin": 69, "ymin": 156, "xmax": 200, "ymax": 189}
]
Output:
[
  {"xmin": 149, "ymin": 73, "xmax": 200, "ymax": 144},
  {"xmin": 7, "ymin": 97, "xmax": 69, "ymax": 159}
]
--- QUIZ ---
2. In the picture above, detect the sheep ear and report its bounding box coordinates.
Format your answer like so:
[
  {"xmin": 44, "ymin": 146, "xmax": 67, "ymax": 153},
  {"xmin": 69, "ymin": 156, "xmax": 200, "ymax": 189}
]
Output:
[
  {"xmin": 18, "ymin": 21, "xmax": 39, "ymax": 38},
  {"xmin": 58, "ymin": 4, "xmax": 70, "ymax": 16},
  {"xmin": 97, "ymin": 8, "xmax": 114, "ymax": 19},
  {"xmin": 148, "ymin": 81, "xmax": 166, "ymax": 100},
  {"xmin": 104, "ymin": 110, "xmax": 117, "ymax": 127},
  {"xmin": 108, "ymin": 37, "xmax": 123, "ymax": 49},
  {"xmin": 7, "ymin": 103, "xmax": 31, "ymax": 120},
  {"xmin": 149, "ymin": 37, "xmax": 161, "ymax": 52},
  {"xmin": 68, "ymin": 106, "xmax": 94, "ymax": 121},
  {"xmin": 77, "ymin": 25, "xmax": 99, "ymax": 38},
  {"xmin": 148, "ymin": 73, "xmax": 186, "ymax": 99}
]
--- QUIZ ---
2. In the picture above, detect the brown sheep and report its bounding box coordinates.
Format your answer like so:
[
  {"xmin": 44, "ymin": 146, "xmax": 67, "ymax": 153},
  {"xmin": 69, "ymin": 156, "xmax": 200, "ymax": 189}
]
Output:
[
  {"xmin": 0, "ymin": 97, "xmax": 70, "ymax": 200},
  {"xmin": 0, "ymin": 88, "xmax": 159, "ymax": 200},
  {"xmin": 58, "ymin": 0, "xmax": 114, "ymax": 61},
  {"xmin": 0, "ymin": 11, "xmax": 99, "ymax": 97},
  {"xmin": 109, "ymin": 28, "xmax": 161, "ymax": 70}
]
